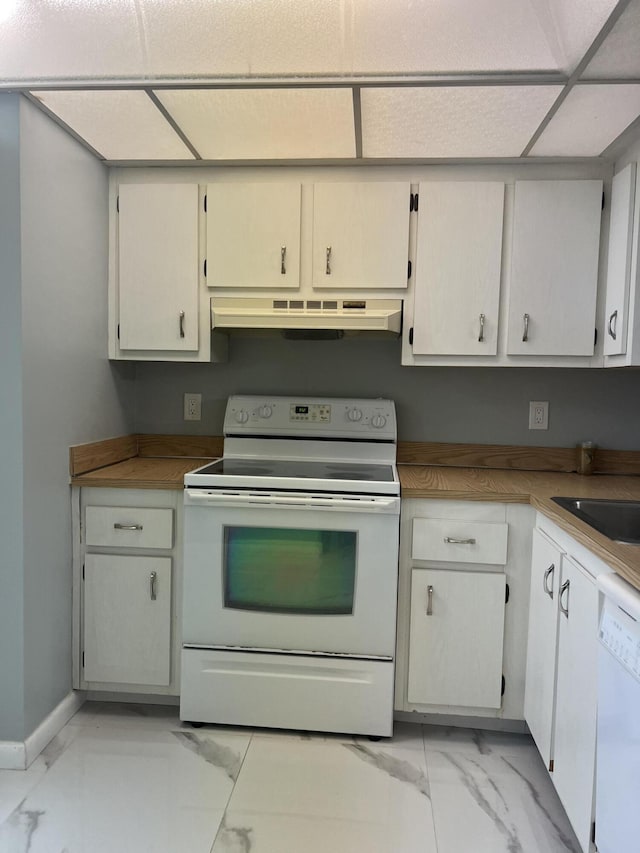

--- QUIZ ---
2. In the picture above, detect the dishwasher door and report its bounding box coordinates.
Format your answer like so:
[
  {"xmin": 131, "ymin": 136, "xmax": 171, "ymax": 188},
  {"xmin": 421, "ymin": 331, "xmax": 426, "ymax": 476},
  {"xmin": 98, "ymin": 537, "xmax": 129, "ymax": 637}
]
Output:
[{"xmin": 596, "ymin": 574, "xmax": 640, "ymax": 853}]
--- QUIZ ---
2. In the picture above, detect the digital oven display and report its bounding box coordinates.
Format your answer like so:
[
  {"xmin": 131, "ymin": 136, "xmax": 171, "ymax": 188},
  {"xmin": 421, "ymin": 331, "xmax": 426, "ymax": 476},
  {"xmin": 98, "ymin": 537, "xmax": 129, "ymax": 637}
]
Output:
[{"xmin": 289, "ymin": 403, "xmax": 331, "ymax": 422}]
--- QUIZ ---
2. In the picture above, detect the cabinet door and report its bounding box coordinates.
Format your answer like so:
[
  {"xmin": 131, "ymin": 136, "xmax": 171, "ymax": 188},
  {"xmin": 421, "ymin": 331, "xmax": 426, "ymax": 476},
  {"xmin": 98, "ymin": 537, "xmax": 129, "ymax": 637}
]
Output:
[
  {"xmin": 524, "ymin": 529, "xmax": 562, "ymax": 769},
  {"xmin": 604, "ymin": 163, "xmax": 637, "ymax": 356},
  {"xmin": 83, "ymin": 555, "xmax": 171, "ymax": 686},
  {"xmin": 206, "ymin": 183, "xmax": 301, "ymax": 288},
  {"xmin": 408, "ymin": 569, "xmax": 506, "ymax": 708},
  {"xmin": 506, "ymin": 180, "xmax": 602, "ymax": 356},
  {"xmin": 118, "ymin": 184, "xmax": 199, "ymax": 351},
  {"xmin": 553, "ymin": 556, "xmax": 599, "ymax": 853},
  {"xmin": 412, "ymin": 182, "xmax": 504, "ymax": 355},
  {"xmin": 312, "ymin": 183, "xmax": 410, "ymax": 289}
]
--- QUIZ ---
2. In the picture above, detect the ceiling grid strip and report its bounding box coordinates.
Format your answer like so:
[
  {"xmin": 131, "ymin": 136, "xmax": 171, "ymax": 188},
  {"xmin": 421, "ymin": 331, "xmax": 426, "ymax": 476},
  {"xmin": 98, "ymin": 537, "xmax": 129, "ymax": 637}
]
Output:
[{"xmin": 145, "ymin": 90, "xmax": 202, "ymax": 159}]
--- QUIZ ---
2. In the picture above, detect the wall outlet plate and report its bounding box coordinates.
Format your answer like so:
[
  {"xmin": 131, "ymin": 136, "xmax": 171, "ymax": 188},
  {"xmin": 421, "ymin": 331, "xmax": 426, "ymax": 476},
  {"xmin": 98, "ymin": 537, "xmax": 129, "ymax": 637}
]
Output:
[
  {"xmin": 184, "ymin": 392, "xmax": 202, "ymax": 421},
  {"xmin": 529, "ymin": 401, "xmax": 549, "ymax": 430}
]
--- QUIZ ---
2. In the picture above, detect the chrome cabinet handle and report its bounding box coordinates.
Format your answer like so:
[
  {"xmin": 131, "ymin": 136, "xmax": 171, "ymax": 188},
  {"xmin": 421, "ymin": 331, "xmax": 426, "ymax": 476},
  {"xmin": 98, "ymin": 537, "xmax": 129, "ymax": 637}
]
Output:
[
  {"xmin": 114, "ymin": 523, "xmax": 143, "ymax": 531},
  {"xmin": 426, "ymin": 584, "xmax": 434, "ymax": 616},
  {"xmin": 281, "ymin": 246, "xmax": 286, "ymax": 275},
  {"xmin": 608, "ymin": 310, "xmax": 618, "ymax": 340},
  {"xmin": 326, "ymin": 246, "xmax": 332, "ymax": 275},
  {"xmin": 179, "ymin": 310, "xmax": 185, "ymax": 338},
  {"xmin": 543, "ymin": 564, "xmax": 555, "ymax": 599},
  {"xmin": 522, "ymin": 313, "xmax": 530, "ymax": 342},
  {"xmin": 478, "ymin": 313, "xmax": 485, "ymax": 342},
  {"xmin": 150, "ymin": 571, "xmax": 157, "ymax": 601},
  {"xmin": 559, "ymin": 579, "xmax": 570, "ymax": 617},
  {"xmin": 444, "ymin": 537, "xmax": 476, "ymax": 545}
]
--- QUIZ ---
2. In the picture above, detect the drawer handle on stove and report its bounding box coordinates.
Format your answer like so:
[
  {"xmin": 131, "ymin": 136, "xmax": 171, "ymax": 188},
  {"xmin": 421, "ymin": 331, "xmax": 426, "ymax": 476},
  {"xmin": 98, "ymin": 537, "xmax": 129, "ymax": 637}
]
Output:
[
  {"xmin": 426, "ymin": 584, "xmax": 434, "ymax": 616},
  {"xmin": 444, "ymin": 536, "xmax": 476, "ymax": 545},
  {"xmin": 185, "ymin": 490, "xmax": 397, "ymax": 511},
  {"xmin": 114, "ymin": 523, "xmax": 143, "ymax": 531}
]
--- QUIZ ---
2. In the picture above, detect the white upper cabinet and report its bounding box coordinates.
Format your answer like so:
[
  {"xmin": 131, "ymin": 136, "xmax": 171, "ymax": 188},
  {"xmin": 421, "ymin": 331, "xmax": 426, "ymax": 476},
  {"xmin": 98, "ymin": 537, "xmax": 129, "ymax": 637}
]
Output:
[
  {"xmin": 412, "ymin": 182, "xmax": 504, "ymax": 355},
  {"xmin": 604, "ymin": 163, "xmax": 638, "ymax": 359},
  {"xmin": 117, "ymin": 183, "xmax": 200, "ymax": 351},
  {"xmin": 506, "ymin": 180, "xmax": 603, "ymax": 357},
  {"xmin": 206, "ymin": 183, "xmax": 301, "ymax": 289},
  {"xmin": 311, "ymin": 182, "xmax": 411, "ymax": 289}
]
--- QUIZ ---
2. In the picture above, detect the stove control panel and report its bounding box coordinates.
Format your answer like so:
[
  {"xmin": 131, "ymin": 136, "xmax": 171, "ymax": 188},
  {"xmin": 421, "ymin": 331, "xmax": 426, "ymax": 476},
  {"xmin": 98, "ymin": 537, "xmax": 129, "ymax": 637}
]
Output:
[{"xmin": 224, "ymin": 396, "xmax": 396, "ymax": 441}]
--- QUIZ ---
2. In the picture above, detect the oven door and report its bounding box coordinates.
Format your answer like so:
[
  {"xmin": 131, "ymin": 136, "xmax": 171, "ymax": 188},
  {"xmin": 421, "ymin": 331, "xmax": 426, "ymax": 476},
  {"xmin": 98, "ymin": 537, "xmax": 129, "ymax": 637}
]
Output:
[{"xmin": 182, "ymin": 489, "xmax": 400, "ymax": 658}]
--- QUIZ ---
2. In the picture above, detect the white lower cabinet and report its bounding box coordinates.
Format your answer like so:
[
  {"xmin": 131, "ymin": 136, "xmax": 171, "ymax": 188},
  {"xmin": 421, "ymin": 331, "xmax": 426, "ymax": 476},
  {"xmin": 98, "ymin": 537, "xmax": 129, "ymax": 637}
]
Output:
[
  {"xmin": 73, "ymin": 487, "xmax": 183, "ymax": 696},
  {"xmin": 84, "ymin": 555, "xmax": 171, "ymax": 685},
  {"xmin": 408, "ymin": 568, "xmax": 506, "ymax": 708},
  {"xmin": 524, "ymin": 516, "xmax": 608, "ymax": 853},
  {"xmin": 396, "ymin": 499, "xmax": 533, "ymax": 721}
]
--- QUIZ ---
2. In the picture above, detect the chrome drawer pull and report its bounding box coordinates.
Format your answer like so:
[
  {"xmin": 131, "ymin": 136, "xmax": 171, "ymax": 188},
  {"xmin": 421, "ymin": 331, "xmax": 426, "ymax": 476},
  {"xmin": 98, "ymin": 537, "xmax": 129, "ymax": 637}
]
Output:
[
  {"xmin": 281, "ymin": 245, "xmax": 286, "ymax": 275},
  {"xmin": 426, "ymin": 584, "xmax": 434, "ymax": 616},
  {"xmin": 559, "ymin": 579, "xmax": 570, "ymax": 617},
  {"xmin": 326, "ymin": 246, "xmax": 332, "ymax": 275},
  {"xmin": 543, "ymin": 564, "xmax": 555, "ymax": 599},
  {"xmin": 150, "ymin": 571, "xmax": 157, "ymax": 601},
  {"xmin": 522, "ymin": 313, "xmax": 530, "ymax": 342},
  {"xmin": 608, "ymin": 310, "xmax": 618, "ymax": 340},
  {"xmin": 444, "ymin": 537, "xmax": 476, "ymax": 545},
  {"xmin": 114, "ymin": 523, "xmax": 143, "ymax": 531}
]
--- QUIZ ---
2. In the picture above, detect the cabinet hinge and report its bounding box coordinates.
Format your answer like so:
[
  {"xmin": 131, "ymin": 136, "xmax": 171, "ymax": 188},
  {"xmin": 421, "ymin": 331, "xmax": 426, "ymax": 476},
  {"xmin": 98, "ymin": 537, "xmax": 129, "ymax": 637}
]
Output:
[
  {"xmin": 204, "ymin": 194, "xmax": 207, "ymax": 213},
  {"xmin": 82, "ymin": 651, "xmax": 85, "ymax": 668},
  {"xmin": 203, "ymin": 259, "xmax": 207, "ymax": 278},
  {"xmin": 549, "ymin": 759, "xmax": 554, "ymax": 772},
  {"xmin": 602, "ymin": 190, "xmax": 606, "ymax": 210},
  {"xmin": 82, "ymin": 563, "xmax": 85, "ymax": 580},
  {"xmin": 408, "ymin": 260, "xmax": 412, "ymax": 280},
  {"xmin": 409, "ymin": 192, "xmax": 419, "ymax": 212},
  {"xmin": 501, "ymin": 675, "xmax": 506, "ymax": 696},
  {"xmin": 505, "ymin": 583, "xmax": 510, "ymax": 604},
  {"xmin": 117, "ymin": 324, "xmax": 120, "ymax": 340},
  {"xmin": 116, "ymin": 195, "xmax": 119, "ymax": 213},
  {"xmin": 594, "ymin": 327, "xmax": 598, "ymax": 346},
  {"xmin": 408, "ymin": 327, "xmax": 414, "ymax": 345},
  {"xmin": 591, "ymin": 821, "xmax": 596, "ymax": 844}
]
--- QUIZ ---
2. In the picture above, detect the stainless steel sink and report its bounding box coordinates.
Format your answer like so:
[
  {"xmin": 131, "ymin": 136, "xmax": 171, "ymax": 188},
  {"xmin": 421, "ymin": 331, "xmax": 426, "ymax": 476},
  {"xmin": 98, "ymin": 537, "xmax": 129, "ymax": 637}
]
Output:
[{"xmin": 552, "ymin": 497, "xmax": 640, "ymax": 544}]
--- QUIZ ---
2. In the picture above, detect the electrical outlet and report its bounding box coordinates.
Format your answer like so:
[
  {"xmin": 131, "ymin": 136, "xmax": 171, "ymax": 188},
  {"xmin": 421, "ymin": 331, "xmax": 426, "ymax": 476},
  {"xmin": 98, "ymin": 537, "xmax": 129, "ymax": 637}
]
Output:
[
  {"xmin": 184, "ymin": 393, "xmax": 202, "ymax": 421},
  {"xmin": 529, "ymin": 401, "xmax": 549, "ymax": 430}
]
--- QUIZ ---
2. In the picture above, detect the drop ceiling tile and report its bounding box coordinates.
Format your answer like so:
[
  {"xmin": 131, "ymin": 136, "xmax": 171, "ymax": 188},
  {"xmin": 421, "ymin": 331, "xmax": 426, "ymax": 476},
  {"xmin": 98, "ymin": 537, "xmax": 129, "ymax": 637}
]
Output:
[
  {"xmin": 530, "ymin": 84, "xmax": 640, "ymax": 156},
  {"xmin": 361, "ymin": 86, "xmax": 563, "ymax": 159},
  {"xmin": 583, "ymin": 0, "xmax": 640, "ymax": 79},
  {"xmin": 31, "ymin": 90, "xmax": 194, "ymax": 160},
  {"xmin": 155, "ymin": 89, "xmax": 355, "ymax": 159}
]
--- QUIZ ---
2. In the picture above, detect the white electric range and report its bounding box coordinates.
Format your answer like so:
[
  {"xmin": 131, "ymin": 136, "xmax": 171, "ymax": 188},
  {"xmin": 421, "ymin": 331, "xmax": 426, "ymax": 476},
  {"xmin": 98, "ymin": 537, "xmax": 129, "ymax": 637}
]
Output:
[{"xmin": 180, "ymin": 395, "xmax": 400, "ymax": 737}]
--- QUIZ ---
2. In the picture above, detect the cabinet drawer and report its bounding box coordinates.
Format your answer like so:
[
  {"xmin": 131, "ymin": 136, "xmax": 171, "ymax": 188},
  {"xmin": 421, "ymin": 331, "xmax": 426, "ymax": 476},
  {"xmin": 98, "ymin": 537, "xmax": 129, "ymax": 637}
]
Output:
[
  {"xmin": 412, "ymin": 518, "xmax": 508, "ymax": 565},
  {"xmin": 85, "ymin": 506, "xmax": 173, "ymax": 549}
]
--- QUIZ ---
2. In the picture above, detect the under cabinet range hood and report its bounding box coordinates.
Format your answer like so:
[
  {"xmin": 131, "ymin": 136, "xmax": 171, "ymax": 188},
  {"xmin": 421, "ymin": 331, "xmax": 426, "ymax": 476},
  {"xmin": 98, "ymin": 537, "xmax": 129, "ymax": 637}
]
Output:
[{"xmin": 211, "ymin": 297, "xmax": 403, "ymax": 337}]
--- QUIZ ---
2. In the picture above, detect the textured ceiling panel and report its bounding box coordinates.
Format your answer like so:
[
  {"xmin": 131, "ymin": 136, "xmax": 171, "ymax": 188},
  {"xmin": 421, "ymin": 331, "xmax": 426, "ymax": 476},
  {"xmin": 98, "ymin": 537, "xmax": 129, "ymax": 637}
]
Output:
[
  {"xmin": 583, "ymin": 0, "xmax": 640, "ymax": 78},
  {"xmin": 155, "ymin": 89, "xmax": 356, "ymax": 159},
  {"xmin": 361, "ymin": 86, "xmax": 563, "ymax": 158},
  {"xmin": 530, "ymin": 84, "xmax": 640, "ymax": 155},
  {"xmin": 0, "ymin": 0, "xmax": 619, "ymax": 82},
  {"xmin": 32, "ymin": 90, "xmax": 195, "ymax": 159}
]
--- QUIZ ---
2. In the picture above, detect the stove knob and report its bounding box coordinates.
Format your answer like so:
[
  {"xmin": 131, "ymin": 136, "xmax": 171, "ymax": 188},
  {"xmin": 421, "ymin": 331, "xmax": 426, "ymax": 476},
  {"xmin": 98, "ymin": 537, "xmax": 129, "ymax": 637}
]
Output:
[
  {"xmin": 347, "ymin": 407, "xmax": 363, "ymax": 422},
  {"xmin": 235, "ymin": 409, "xmax": 249, "ymax": 424},
  {"xmin": 371, "ymin": 414, "xmax": 387, "ymax": 429},
  {"xmin": 258, "ymin": 405, "xmax": 273, "ymax": 419}
]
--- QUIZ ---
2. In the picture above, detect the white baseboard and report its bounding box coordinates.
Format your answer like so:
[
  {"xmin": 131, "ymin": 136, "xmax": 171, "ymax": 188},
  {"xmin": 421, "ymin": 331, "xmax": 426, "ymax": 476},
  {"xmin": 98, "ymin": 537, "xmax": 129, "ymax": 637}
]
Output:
[{"xmin": 0, "ymin": 691, "xmax": 86, "ymax": 771}]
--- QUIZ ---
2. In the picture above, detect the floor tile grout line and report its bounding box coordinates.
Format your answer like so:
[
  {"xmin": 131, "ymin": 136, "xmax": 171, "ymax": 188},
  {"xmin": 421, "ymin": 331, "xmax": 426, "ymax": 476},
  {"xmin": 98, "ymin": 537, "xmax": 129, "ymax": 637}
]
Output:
[
  {"xmin": 209, "ymin": 728, "xmax": 255, "ymax": 852},
  {"xmin": 421, "ymin": 724, "xmax": 442, "ymax": 853}
]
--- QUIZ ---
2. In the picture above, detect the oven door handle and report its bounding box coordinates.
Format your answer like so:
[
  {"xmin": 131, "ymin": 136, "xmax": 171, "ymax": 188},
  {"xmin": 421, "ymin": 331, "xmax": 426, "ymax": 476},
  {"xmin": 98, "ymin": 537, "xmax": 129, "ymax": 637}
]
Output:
[{"xmin": 184, "ymin": 490, "xmax": 398, "ymax": 512}]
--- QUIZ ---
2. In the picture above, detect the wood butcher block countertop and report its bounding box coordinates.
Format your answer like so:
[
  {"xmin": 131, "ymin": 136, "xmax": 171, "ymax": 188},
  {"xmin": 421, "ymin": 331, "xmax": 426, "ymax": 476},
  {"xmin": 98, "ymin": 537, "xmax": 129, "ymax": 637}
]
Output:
[
  {"xmin": 400, "ymin": 465, "xmax": 640, "ymax": 591},
  {"xmin": 69, "ymin": 434, "xmax": 640, "ymax": 592}
]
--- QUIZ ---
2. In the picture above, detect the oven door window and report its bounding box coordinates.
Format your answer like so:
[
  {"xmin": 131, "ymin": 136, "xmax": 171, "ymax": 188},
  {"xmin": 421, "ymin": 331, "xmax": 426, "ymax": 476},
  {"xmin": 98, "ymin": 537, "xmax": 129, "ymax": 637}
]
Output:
[{"xmin": 223, "ymin": 526, "xmax": 357, "ymax": 615}]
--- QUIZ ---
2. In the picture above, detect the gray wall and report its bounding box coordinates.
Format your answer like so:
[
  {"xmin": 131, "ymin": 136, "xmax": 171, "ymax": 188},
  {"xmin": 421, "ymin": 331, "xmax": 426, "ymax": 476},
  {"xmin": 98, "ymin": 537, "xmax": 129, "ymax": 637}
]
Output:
[
  {"xmin": 0, "ymin": 96, "xmax": 134, "ymax": 743},
  {"xmin": 134, "ymin": 335, "xmax": 640, "ymax": 450},
  {"xmin": 0, "ymin": 95, "xmax": 25, "ymax": 742}
]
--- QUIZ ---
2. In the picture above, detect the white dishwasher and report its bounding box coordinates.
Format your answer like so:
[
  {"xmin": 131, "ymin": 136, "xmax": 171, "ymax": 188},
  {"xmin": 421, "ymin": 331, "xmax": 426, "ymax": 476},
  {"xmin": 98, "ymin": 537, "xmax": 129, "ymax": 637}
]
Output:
[{"xmin": 595, "ymin": 573, "xmax": 640, "ymax": 853}]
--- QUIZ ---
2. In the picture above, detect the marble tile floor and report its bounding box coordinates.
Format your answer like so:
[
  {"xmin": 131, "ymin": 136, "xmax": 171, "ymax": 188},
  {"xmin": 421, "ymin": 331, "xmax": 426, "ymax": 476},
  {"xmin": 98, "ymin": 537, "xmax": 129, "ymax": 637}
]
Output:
[{"xmin": 0, "ymin": 702, "xmax": 582, "ymax": 853}]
